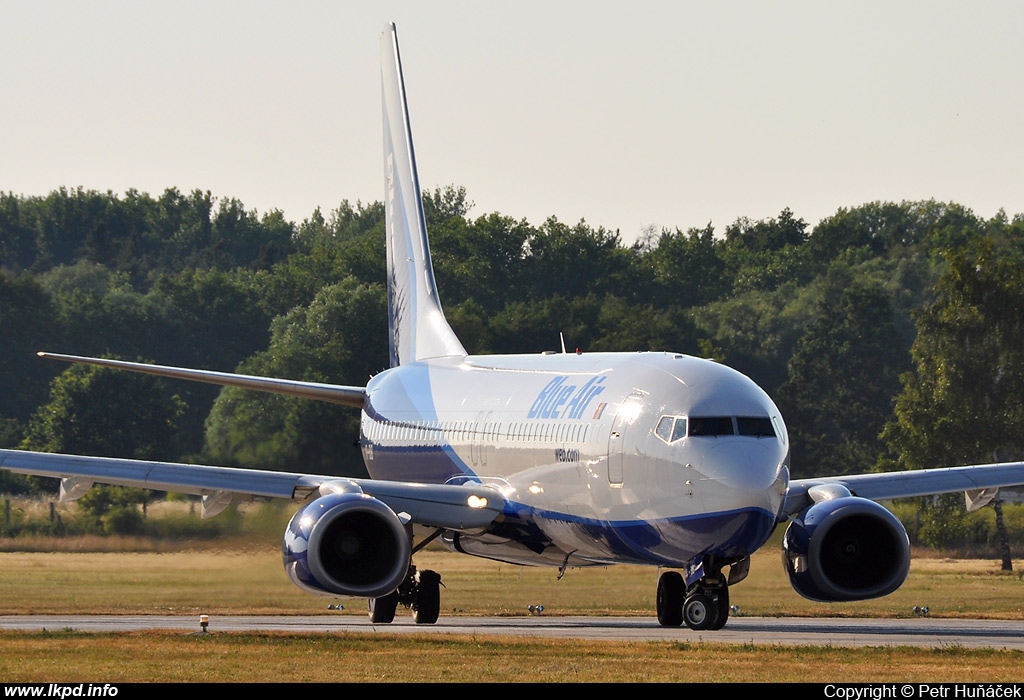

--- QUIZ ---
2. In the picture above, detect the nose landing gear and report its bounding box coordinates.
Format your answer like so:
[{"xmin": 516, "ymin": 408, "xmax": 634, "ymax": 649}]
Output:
[
  {"xmin": 681, "ymin": 588, "xmax": 728, "ymax": 630},
  {"xmin": 656, "ymin": 563, "xmax": 733, "ymax": 631}
]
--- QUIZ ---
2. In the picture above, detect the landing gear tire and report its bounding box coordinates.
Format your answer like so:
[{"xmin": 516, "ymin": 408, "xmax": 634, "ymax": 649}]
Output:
[
  {"xmin": 656, "ymin": 571, "xmax": 685, "ymax": 627},
  {"xmin": 709, "ymin": 587, "xmax": 729, "ymax": 631},
  {"xmin": 412, "ymin": 569, "xmax": 441, "ymax": 625},
  {"xmin": 683, "ymin": 592, "xmax": 719, "ymax": 631},
  {"xmin": 369, "ymin": 590, "xmax": 398, "ymax": 623}
]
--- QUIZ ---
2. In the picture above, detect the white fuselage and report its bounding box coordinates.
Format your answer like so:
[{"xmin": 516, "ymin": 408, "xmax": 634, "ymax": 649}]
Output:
[{"xmin": 360, "ymin": 351, "xmax": 791, "ymax": 570}]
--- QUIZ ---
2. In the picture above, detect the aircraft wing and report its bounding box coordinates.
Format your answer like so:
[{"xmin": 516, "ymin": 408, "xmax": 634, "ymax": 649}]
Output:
[
  {"xmin": 11, "ymin": 353, "xmax": 503, "ymax": 529},
  {"xmin": 0, "ymin": 449, "xmax": 505, "ymax": 530},
  {"xmin": 35, "ymin": 352, "xmax": 366, "ymax": 408},
  {"xmin": 783, "ymin": 462, "xmax": 1024, "ymax": 516}
]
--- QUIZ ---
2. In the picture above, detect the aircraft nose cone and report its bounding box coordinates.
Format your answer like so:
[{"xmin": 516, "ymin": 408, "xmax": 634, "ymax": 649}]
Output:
[{"xmin": 700, "ymin": 441, "xmax": 779, "ymax": 490}]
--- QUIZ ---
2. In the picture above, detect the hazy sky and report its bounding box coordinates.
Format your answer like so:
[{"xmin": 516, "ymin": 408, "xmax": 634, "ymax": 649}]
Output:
[{"xmin": 3, "ymin": 1, "xmax": 1022, "ymax": 243}]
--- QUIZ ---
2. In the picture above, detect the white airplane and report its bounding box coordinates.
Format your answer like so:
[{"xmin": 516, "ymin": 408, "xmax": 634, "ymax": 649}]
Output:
[{"xmin": 3, "ymin": 22, "xmax": 1024, "ymax": 631}]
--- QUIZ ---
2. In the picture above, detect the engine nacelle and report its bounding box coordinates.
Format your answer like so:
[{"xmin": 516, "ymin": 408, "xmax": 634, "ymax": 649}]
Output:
[
  {"xmin": 282, "ymin": 492, "xmax": 411, "ymax": 598},
  {"xmin": 782, "ymin": 495, "xmax": 910, "ymax": 602}
]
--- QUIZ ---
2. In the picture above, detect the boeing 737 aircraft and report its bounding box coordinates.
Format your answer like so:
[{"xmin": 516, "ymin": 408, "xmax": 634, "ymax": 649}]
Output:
[{"xmin": 3, "ymin": 23, "xmax": 1024, "ymax": 630}]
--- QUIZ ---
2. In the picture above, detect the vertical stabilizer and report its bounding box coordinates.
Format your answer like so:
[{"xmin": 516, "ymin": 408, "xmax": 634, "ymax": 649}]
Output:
[{"xmin": 381, "ymin": 22, "xmax": 466, "ymax": 367}]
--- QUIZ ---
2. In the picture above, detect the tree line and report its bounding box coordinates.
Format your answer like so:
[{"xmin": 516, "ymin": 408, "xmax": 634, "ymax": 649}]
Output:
[{"xmin": 3, "ymin": 185, "xmax": 1024, "ymax": 550}]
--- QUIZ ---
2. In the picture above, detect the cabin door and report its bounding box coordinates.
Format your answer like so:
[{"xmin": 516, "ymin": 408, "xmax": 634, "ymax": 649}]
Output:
[{"xmin": 607, "ymin": 393, "xmax": 644, "ymax": 485}]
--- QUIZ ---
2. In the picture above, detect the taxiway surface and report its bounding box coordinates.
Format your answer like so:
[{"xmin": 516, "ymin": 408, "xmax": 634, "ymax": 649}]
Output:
[{"xmin": 0, "ymin": 615, "xmax": 1021, "ymax": 648}]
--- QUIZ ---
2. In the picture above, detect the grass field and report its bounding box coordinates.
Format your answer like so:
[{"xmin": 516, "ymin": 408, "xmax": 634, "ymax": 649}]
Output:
[
  {"xmin": 4, "ymin": 630, "xmax": 1024, "ymax": 683},
  {"xmin": 1, "ymin": 540, "xmax": 1022, "ymax": 619},
  {"xmin": 1, "ymin": 538, "xmax": 1024, "ymax": 682}
]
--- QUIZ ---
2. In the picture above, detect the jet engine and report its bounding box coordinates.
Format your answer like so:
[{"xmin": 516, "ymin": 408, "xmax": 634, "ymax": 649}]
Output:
[
  {"xmin": 782, "ymin": 495, "xmax": 910, "ymax": 602},
  {"xmin": 282, "ymin": 492, "xmax": 411, "ymax": 598}
]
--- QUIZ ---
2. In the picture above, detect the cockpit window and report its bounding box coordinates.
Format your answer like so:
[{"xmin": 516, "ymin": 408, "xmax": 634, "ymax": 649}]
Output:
[
  {"xmin": 655, "ymin": 415, "xmax": 688, "ymax": 444},
  {"xmin": 655, "ymin": 416, "xmax": 674, "ymax": 442},
  {"xmin": 671, "ymin": 417, "xmax": 688, "ymax": 442},
  {"xmin": 656, "ymin": 414, "xmax": 777, "ymax": 442},
  {"xmin": 689, "ymin": 416, "xmax": 734, "ymax": 436},
  {"xmin": 737, "ymin": 416, "xmax": 776, "ymax": 438}
]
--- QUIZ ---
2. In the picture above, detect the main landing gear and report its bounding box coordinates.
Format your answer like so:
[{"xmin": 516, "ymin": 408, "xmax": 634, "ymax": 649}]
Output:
[
  {"xmin": 368, "ymin": 564, "xmax": 443, "ymax": 624},
  {"xmin": 657, "ymin": 558, "xmax": 743, "ymax": 630},
  {"xmin": 368, "ymin": 526, "xmax": 445, "ymax": 624}
]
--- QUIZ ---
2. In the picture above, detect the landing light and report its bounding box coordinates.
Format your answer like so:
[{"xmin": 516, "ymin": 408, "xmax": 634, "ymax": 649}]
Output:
[{"xmin": 467, "ymin": 495, "xmax": 488, "ymax": 509}]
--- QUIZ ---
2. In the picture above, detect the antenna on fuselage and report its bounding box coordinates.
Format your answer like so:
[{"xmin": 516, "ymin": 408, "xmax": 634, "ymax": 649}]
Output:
[{"xmin": 560, "ymin": 332, "xmax": 567, "ymax": 354}]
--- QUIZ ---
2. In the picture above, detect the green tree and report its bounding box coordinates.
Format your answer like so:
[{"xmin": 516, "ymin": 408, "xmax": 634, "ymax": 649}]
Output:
[
  {"xmin": 149, "ymin": 268, "xmax": 271, "ymax": 370},
  {"xmin": 883, "ymin": 239, "xmax": 1024, "ymax": 563},
  {"xmin": 258, "ymin": 200, "xmax": 385, "ymax": 316},
  {"xmin": 0, "ymin": 191, "xmax": 37, "ymax": 270},
  {"xmin": 885, "ymin": 240, "xmax": 1024, "ymax": 469},
  {"xmin": 0, "ymin": 272, "xmax": 61, "ymax": 423},
  {"xmin": 721, "ymin": 209, "xmax": 816, "ymax": 294},
  {"xmin": 20, "ymin": 363, "xmax": 185, "ymax": 532},
  {"xmin": 22, "ymin": 363, "xmax": 185, "ymax": 460},
  {"xmin": 203, "ymin": 278, "xmax": 387, "ymax": 477},
  {"xmin": 208, "ymin": 198, "xmax": 295, "ymax": 269},
  {"xmin": 522, "ymin": 217, "xmax": 639, "ymax": 303},
  {"xmin": 429, "ymin": 209, "xmax": 531, "ymax": 316},
  {"xmin": 489, "ymin": 295, "xmax": 602, "ymax": 354},
  {"xmin": 690, "ymin": 285, "xmax": 805, "ymax": 395},
  {"xmin": 725, "ymin": 207, "xmax": 808, "ymax": 254},
  {"xmin": 646, "ymin": 224, "xmax": 728, "ymax": 308},
  {"xmin": 778, "ymin": 283, "xmax": 910, "ymax": 478},
  {"xmin": 77, "ymin": 485, "xmax": 147, "ymax": 534},
  {"xmin": 808, "ymin": 200, "xmax": 984, "ymax": 266}
]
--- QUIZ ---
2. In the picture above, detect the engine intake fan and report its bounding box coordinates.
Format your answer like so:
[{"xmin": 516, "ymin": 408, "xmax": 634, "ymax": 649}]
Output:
[
  {"xmin": 783, "ymin": 495, "xmax": 910, "ymax": 602},
  {"xmin": 283, "ymin": 492, "xmax": 411, "ymax": 598}
]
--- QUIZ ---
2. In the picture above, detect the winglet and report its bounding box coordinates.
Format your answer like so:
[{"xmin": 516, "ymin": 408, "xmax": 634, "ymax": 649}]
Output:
[{"xmin": 380, "ymin": 22, "xmax": 466, "ymax": 367}]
